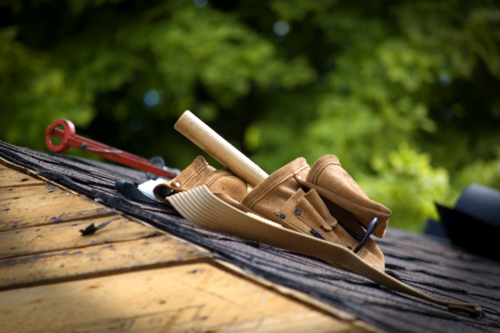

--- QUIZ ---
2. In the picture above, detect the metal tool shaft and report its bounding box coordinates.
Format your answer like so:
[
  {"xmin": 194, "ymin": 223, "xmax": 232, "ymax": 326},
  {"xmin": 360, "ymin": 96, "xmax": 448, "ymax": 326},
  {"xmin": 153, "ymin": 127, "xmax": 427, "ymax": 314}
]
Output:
[{"xmin": 45, "ymin": 119, "xmax": 177, "ymax": 179}]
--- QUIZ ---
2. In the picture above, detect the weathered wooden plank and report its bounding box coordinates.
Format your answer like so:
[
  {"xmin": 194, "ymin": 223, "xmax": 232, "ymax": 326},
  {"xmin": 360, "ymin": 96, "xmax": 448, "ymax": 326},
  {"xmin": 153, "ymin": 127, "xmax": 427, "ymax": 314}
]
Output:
[
  {"xmin": 0, "ymin": 262, "xmax": 354, "ymax": 333},
  {"xmin": 0, "ymin": 235, "xmax": 211, "ymax": 290},
  {"xmin": 0, "ymin": 184, "xmax": 117, "ymax": 231},
  {"xmin": 0, "ymin": 166, "xmax": 45, "ymax": 188},
  {"xmin": 0, "ymin": 216, "xmax": 159, "ymax": 260}
]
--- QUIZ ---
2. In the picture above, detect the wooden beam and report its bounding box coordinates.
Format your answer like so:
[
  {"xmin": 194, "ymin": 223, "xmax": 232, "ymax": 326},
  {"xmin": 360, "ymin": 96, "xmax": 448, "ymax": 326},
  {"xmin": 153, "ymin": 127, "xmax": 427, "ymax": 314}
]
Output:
[
  {"xmin": 0, "ymin": 216, "xmax": 158, "ymax": 260},
  {"xmin": 0, "ymin": 150, "xmax": 381, "ymax": 333},
  {"xmin": 0, "ymin": 184, "xmax": 117, "ymax": 231},
  {"xmin": 0, "ymin": 166, "xmax": 45, "ymax": 188},
  {"xmin": 0, "ymin": 235, "xmax": 211, "ymax": 290},
  {"xmin": 0, "ymin": 262, "xmax": 354, "ymax": 333}
]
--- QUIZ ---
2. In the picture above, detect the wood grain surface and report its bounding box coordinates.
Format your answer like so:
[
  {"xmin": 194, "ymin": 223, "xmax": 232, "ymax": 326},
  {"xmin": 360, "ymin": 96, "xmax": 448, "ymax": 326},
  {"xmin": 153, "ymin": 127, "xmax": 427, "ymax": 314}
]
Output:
[
  {"xmin": 0, "ymin": 184, "xmax": 116, "ymax": 231},
  {"xmin": 0, "ymin": 216, "xmax": 158, "ymax": 260},
  {"xmin": 0, "ymin": 262, "xmax": 354, "ymax": 333},
  {"xmin": 0, "ymin": 235, "xmax": 211, "ymax": 290},
  {"xmin": 0, "ymin": 155, "xmax": 365, "ymax": 333},
  {"xmin": 0, "ymin": 166, "xmax": 45, "ymax": 187},
  {"xmin": 175, "ymin": 110, "xmax": 269, "ymax": 186}
]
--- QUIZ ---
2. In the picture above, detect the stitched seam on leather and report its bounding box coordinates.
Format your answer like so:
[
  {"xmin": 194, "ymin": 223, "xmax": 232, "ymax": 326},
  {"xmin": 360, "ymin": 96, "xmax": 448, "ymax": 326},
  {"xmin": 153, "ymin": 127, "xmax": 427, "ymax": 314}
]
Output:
[
  {"xmin": 312, "ymin": 161, "xmax": 340, "ymax": 184},
  {"xmin": 296, "ymin": 215, "xmax": 321, "ymax": 235},
  {"xmin": 273, "ymin": 213, "xmax": 306, "ymax": 233},
  {"xmin": 205, "ymin": 172, "xmax": 228, "ymax": 188},
  {"xmin": 294, "ymin": 201, "xmax": 332, "ymax": 240},
  {"xmin": 277, "ymin": 194, "xmax": 330, "ymax": 240},
  {"xmin": 248, "ymin": 164, "xmax": 309, "ymax": 208},
  {"xmin": 295, "ymin": 213, "xmax": 341, "ymax": 244},
  {"xmin": 299, "ymin": 181, "xmax": 389, "ymax": 237},
  {"xmin": 311, "ymin": 169, "xmax": 387, "ymax": 221},
  {"xmin": 313, "ymin": 183, "xmax": 388, "ymax": 216},
  {"xmin": 183, "ymin": 162, "xmax": 208, "ymax": 186}
]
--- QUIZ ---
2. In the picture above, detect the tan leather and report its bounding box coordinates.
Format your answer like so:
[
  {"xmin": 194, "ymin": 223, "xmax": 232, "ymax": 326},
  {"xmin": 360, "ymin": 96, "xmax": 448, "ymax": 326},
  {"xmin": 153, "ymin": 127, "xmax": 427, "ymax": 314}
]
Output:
[
  {"xmin": 164, "ymin": 156, "xmax": 483, "ymax": 316},
  {"xmin": 169, "ymin": 186, "xmax": 483, "ymax": 317},
  {"xmin": 241, "ymin": 157, "xmax": 309, "ymax": 222},
  {"xmin": 296, "ymin": 155, "xmax": 392, "ymax": 238},
  {"xmin": 157, "ymin": 155, "xmax": 386, "ymax": 269},
  {"xmin": 153, "ymin": 156, "xmax": 248, "ymax": 204},
  {"xmin": 241, "ymin": 157, "xmax": 385, "ymax": 270}
]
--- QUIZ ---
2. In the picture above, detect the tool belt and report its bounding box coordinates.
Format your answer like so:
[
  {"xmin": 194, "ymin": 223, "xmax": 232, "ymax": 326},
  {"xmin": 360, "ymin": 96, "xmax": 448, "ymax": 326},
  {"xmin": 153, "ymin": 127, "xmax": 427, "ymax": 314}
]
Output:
[{"xmin": 154, "ymin": 155, "xmax": 482, "ymax": 317}]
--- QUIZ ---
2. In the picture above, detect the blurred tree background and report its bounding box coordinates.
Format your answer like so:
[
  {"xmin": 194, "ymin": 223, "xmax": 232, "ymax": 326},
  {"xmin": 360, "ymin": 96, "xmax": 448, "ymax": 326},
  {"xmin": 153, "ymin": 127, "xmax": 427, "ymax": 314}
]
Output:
[{"xmin": 1, "ymin": 0, "xmax": 499, "ymax": 231}]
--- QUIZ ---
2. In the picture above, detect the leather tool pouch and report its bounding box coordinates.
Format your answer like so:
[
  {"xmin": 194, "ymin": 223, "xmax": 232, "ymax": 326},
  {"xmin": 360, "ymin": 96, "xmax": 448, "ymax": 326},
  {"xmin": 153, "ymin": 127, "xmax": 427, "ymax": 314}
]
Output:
[
  {"xmin": 240, "ymin": 157, "xmax": 385, "ymax": 270},
  {"xmin": 157, "ymin": 155, "xmax": 385, "ymax": 269},
  {"xmin": 153, "ymin": 156, "xmax": 248, "ymax": 204},
  {"xmin": 296, "ymin": 155, "xmax": 392, "ymax": 238},
  {"xmin": 162, "ymin": 155, "xmax": 483, "ymax": 315}
]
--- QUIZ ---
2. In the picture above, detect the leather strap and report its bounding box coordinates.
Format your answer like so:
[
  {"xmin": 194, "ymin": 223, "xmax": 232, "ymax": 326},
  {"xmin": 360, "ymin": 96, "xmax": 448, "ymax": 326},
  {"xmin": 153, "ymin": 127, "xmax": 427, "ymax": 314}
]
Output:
[{"xmin": 168, "ymin": 185, "xmax": 483, "ymax": 317}]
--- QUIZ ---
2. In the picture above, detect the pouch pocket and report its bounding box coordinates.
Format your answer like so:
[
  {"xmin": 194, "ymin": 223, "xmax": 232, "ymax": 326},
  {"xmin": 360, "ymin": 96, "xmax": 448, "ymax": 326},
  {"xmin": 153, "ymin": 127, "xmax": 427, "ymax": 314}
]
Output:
[
  {"xmin": 153, "ymin": 156, "xmax": 248, "ymax": 204},
  {"xmin": 275, "ymin": 188, "xmax": 358, "ymax": 249},
  {"xmin": 296, "ymin": 154, "xmax": 392, "ymax": 238}
]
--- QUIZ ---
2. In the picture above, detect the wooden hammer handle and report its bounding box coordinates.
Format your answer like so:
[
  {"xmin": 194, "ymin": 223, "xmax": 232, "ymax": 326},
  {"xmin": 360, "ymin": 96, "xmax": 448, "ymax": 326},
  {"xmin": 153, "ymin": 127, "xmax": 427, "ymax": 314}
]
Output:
[{"xmin": 174, "ymin": 111, "xmax": 268, "ymax": 187}]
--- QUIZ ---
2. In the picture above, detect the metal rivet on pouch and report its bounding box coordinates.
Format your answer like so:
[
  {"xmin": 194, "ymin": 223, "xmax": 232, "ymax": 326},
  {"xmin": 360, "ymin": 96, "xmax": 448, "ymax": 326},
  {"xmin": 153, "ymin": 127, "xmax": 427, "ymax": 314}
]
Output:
[
  {"xmin": 175, "ymin": 182, "xmax": 181, "ymax": 187},
  {"xmin": 296, "ymin": 175, "xmax": 302, "ymax": 180},
  {"xmin": 295, "ymin": 210, "xmax": 301, "ymax": 216},
  {"xmin": 279, "ymin": 213, "xmax": 286, "ymax": 219}
]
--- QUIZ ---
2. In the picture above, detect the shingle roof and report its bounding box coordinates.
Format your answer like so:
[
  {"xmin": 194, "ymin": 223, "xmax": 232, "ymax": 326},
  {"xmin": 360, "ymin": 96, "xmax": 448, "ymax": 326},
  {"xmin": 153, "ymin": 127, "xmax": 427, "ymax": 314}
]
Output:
[{"xmin": 1, "ymin": 140, "xmax": 499, "ymax": 333}]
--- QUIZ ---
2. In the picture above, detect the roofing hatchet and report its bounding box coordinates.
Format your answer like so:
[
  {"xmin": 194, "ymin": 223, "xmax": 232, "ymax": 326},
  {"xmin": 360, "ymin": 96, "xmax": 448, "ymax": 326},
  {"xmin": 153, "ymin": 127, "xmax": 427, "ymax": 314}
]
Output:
[{"xmin": 175, "ymin": 110, "xmax": 268, "ymax": 187}]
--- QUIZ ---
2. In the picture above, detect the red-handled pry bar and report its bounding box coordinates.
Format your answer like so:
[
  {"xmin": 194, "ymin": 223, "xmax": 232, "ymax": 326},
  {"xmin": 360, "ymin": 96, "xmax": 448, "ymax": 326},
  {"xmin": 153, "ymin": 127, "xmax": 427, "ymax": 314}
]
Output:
[{"xmin": 45, "ymin": 119, "xmax": 177, "ymax": 179}]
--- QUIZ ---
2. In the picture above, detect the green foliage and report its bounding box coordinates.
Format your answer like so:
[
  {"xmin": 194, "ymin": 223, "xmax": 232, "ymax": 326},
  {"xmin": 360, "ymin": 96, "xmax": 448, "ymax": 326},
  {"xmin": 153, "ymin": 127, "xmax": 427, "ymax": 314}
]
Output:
[
  {"xmin": 1, "ymin": 0, "xmax": 499, "ymax": 231},
  {"xmin": 360, "ymin": 143, "xmax": 450, "ymax": 231},
  {"xmin": 0, "ymin": 25, "xmax": 95, "ymax": 148}
]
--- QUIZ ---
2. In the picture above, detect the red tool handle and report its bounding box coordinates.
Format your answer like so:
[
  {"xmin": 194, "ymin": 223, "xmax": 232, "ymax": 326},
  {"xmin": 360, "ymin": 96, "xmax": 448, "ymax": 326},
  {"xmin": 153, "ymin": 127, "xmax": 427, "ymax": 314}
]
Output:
[{"xmin": 45, "ymin": 119, "xmax": 177, "ymax": 179}]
